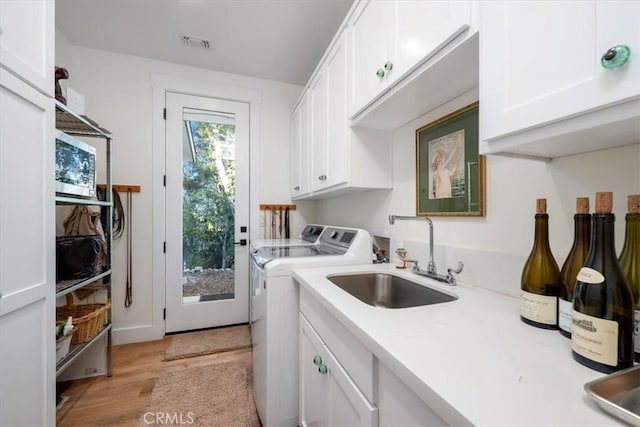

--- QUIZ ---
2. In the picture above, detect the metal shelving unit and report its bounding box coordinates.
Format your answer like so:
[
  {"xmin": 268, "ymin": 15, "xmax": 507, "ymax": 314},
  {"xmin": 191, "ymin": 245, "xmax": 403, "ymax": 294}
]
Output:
[{"xmin": 55, "ymin": 100, "xmax": 113, "ymax": 378}]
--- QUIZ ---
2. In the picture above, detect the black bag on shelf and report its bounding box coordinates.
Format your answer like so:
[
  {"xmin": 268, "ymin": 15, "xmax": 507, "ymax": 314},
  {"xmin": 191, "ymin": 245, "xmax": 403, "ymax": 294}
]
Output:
[{"xmin": 56, "ymin": 235, "xmax": 102, "ymax": 281}]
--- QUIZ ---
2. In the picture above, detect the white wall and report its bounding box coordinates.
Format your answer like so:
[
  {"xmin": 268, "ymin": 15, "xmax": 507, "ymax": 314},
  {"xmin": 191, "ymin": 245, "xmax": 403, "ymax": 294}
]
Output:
[
  {"xmin": 317, "ymin": 88, "xmax": 640, "ymax": 296},
  {"xmin": 54, "ymin": 38, "xmax": 320, "ymax": 344}
]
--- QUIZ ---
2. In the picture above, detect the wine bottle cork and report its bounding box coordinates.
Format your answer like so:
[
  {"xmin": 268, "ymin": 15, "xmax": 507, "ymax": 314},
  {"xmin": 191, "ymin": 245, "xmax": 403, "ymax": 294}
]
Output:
[
  {"xmin": 536, "ymin": 198, "xmax": 547, "ymax": 214},
  {"xmin": 595, "ymin": 192, "xmax": 613, "ymax": 213},
  {"xmin": 628, "ymin": 194, "xmax": 640, "ymax": 214},
  {"xmin": 576, "ymin": 197, "xmax": 589, "ymax": 214}
]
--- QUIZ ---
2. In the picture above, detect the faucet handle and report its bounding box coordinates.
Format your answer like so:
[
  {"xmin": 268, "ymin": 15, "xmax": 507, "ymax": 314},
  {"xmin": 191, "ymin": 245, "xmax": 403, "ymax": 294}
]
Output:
[{"xmin": 447, "ymin": 261, "xmax": 464, "ymax": 275}]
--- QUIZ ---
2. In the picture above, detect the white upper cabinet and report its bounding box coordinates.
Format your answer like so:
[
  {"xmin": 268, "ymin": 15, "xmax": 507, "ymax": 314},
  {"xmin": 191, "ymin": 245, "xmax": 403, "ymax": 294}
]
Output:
[
  {"xmin": 480, "ymin": 1, "xmax": 640, "ymax": 160},
  {"xmin": 291, "ymin": 29, "xmax": 391, "ymax": 200},
  {"xmin": 290, "ymin": 90, "xmax": 311, "ymax": 197},
  {"xmin": 349, "ymin": 0, "xmax": 472, "ymax": 120},
  {"xmin": 310, "ymin": 29, "xmax": 349, "ymax": 193},
  {"xmin": 0, "ymin": 0, "xmax": 54, "ymax": 96},
  {"xmin": 349, "ymin": 0, "xmax": 393, "ymax": 115}
]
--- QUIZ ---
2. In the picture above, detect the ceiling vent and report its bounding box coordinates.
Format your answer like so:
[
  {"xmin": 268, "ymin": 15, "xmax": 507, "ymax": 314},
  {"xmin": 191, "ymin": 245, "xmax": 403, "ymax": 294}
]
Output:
[{"xmin": 183, "ymin": 36, "xmax": 211, "ymax": 49}]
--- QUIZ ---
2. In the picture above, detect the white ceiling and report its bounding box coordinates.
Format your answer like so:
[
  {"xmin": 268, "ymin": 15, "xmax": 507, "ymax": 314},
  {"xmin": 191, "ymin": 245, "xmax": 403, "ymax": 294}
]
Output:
[{"xmin": 55, "ymin": 0, "xmax": 354, "ymax": 86}]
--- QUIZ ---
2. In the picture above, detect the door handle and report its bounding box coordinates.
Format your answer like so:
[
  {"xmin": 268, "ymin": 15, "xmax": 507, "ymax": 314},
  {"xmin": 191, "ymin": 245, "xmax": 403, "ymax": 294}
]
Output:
[{"xmin": 235, "ymin": 239, "xmax": 247, "ymax": 246}]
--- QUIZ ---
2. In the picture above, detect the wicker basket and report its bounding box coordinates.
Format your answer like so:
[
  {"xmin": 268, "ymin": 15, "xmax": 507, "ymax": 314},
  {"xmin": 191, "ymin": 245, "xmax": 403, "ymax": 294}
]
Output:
[{"xmin": 56, "ymin": 293, "xmax": 110, "ymax": 345}]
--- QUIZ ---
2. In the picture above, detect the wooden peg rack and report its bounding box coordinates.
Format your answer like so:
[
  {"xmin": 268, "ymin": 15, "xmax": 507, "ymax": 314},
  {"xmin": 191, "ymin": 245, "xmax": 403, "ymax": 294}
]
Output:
[
  {"xmin": 97, "ymin": 184, "xmax": 141, "ymax": 193},
  {"xmin": 260, "ymin": 204, "xmax": 296, "ymax": 211}
]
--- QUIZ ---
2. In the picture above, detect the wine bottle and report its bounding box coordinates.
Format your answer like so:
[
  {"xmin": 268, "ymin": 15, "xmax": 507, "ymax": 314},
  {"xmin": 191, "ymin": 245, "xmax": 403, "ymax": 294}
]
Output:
[
  {"xmin": 618, "ymin": 194, "xmax": 640, "ymax": 362},
  {"xmin": 558, "ymin": 198, "xmax": 591, "ymax": 338},
  {"xmin": 521, "ymin": 199, "xmax": 562, "ymax": 329},
  {"xmin": 572, "ymin": 192, "xmax": 634, "ymax": 373}
]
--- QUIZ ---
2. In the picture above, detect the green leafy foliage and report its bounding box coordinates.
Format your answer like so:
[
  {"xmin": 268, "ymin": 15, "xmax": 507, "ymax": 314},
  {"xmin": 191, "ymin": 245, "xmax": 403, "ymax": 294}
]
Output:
[{"xmin": 182, "ymin": 121, "xmax": 236, "ymax": 270}]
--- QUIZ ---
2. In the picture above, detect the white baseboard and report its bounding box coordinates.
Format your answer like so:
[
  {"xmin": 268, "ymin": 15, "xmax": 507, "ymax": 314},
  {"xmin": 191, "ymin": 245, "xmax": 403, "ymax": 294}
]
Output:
[{"xmin": 113, "ymin": 324, "xmax": 163, "ymax": 345}]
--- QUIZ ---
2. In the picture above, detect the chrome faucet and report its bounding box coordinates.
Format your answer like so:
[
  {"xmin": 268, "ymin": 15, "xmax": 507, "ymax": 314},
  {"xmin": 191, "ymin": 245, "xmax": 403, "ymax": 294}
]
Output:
[{"xmin": 388, "ymin": 214, "xmax": 464, "ymax": 285}]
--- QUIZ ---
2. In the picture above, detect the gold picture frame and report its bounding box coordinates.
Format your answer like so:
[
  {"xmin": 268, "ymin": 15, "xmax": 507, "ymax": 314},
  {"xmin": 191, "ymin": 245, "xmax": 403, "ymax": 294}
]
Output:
[{"xmin": 416, "ymin": 102, "xmax": 485, "ymax": 217}]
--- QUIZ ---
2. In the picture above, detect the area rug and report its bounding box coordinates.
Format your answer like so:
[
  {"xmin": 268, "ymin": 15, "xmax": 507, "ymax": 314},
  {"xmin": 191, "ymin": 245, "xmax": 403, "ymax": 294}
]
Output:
[
  {"xmin": 140, "ymin": 361, "xmax": 251, "ymax": 427},
  {"xmin": 164, "ymin": 325, "xmax": 251, "ymax": 361}
]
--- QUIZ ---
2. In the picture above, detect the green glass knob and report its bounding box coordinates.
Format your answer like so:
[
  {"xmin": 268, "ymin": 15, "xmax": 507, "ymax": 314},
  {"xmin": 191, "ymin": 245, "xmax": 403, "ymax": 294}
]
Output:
[
  {"xmin": 318, "ymin": 364, "xmax": 328, "ymax": 374},
  {"xmin": 376, "ymin": 68, "xmax": 385, "ymax": 78},
  {"xmin": 384, "ymin": 61, "xmax": 393, "ymax": 71},
  {"xmin": 601, "ymin": 45, "xmax": 631, "ymax": 69},
  {"xmin": 313, "ymin": 355, "xmax": 322, "ymax": 366}
]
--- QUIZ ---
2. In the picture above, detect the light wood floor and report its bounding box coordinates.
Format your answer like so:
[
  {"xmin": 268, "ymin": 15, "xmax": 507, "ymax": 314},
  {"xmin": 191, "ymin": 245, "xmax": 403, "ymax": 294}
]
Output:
[{"xmin": 56, "ymin": 331, "xmax": 261, "ymax": 427}]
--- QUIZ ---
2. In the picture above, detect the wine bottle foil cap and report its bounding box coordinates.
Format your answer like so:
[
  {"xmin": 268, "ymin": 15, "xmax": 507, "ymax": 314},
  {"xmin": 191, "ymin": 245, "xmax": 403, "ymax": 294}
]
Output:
[
  {"xmin": 628, "ymin": 194, "xmax": 640, "ymax": 214},
  {"xmin": 576, "ymin": 197, "xmax": 589, "ymax": 214},
  {"xmin": 595, "ymin": 192, "xmax": 613, "ymax": 214},
  {"xmin": 536, "ymin": 198, "xmax": 547, "ymax": 214}
]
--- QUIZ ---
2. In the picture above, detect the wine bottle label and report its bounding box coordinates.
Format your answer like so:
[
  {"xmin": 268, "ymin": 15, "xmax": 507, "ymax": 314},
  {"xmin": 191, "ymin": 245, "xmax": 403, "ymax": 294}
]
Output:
[
  {"xmin": 520, "ymin": 291, "xmax": 557, "ymax": 325},
  {"xmin": 576, "ymin": 267, "xmax": 605, "ymax": 284},
  {"xmin": 571, "ymin": 310, "xmax": 618, "ymax": 367},
  {"xmin": 635, "ymin": 309, "xmax": 640, "ymax": 355},
  {"xmin": 558, "ymin": 298, "xmax": 572, "ymax": 333}
]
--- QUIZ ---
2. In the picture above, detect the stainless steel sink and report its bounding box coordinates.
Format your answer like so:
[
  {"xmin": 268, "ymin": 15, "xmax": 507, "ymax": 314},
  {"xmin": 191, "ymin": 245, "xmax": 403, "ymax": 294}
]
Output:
[{"xmin": 327, "ymin": 273, "xmax": 457, "ymax": 308}]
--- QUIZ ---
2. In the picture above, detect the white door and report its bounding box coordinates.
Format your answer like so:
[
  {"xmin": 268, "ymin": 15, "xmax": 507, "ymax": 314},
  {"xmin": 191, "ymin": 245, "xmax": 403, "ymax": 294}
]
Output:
[{"xmin": 165, "ymin": 92, "xmax": 249, "ymax": 333}]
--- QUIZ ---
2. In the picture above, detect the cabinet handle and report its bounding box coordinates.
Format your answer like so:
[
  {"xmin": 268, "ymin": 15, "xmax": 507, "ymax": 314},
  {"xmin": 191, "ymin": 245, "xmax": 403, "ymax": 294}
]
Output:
[
  {"xmin": 384, "ymin": 61, "xmax": 393, "ymax": 72},
  {"xmin": 318, "ymin": 364, "xmax": 328, "ymax": 374},
  {"xmin": 376, "ymin": 68, "xmax": 385, "ymax": 78},
  {"xmin": 318, "ymin": 175, "xmax": 327, "ymax": 181},
  {"xmin": 313, "ymin": 355, "xmax": 323, "ymax": 366},
  {"xmin": 601, "ymin": 45, "xmax": 631, "ymax": 69},
  {"xmin": 294, "ymin": 186, "xmax": 300, "ymax": 191}
]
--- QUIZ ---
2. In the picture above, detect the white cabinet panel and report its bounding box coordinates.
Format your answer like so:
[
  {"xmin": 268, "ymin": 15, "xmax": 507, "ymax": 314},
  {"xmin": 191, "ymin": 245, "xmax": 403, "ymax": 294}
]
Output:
[
  {"xmin": 290, "ymin": 91, "xmax": 312, "ymax": 198},
  {"xmin": 310, "ymin": 70, "xmax": 328, "ymax": 192},
  {"xmin": 326, "ymin": 31, "xmax": 349, "ymax": 188},
  {"xmin": 349, "ymin": 0, "xmax": 391, "ymax": 115},
  {"xmin": 393, "ymin": 0, "xmax": 469, "ymax": 80},
  {"xmin": 0, "ymin": 297, "xmax": 53, "ymax": 427},
  {"xmin": 0, "ymin": 0, "xmax": 54, "ymax": 95},
  {"xmin": 0, "ymin": 72, "xmax": 52, "ymax": 298},
  {"xmin": 299, "ymin": 315, "xmax": 378, "ymax": 427},
  {"xmin": 480, "ymin": 1, "xmax": 640, "ymax": 159},
  {"xmin": 0, "ymin": 68, "xmax": 54, "ymax": 427}
]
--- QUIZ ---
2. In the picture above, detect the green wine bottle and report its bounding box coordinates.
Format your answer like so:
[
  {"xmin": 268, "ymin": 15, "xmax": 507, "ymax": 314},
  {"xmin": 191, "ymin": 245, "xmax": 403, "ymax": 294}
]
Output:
[
  {"xmin": 572, "ymin": 192, "xmax": 634, "ymax": 373},
  {"xmin": 558, "ymin": 198, "xmax": 591, "ymax": 338},
  {"xmin": 618, "ymin": 194, "xmax": 640, "ymax": 362},
  {"xmin": 521, "ymin": 199, "xmax": 562, "ymax": 329}
]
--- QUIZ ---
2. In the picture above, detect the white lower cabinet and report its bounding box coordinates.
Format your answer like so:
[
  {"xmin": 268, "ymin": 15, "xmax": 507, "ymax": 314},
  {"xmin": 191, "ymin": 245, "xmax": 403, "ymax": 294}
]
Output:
[
  {"xmin": 299, "ymin": 314, "xmax": 378, "ymax": 427},
  {"xmin": 299, "ymin": 287, "xmax": 446, "ymax": 426}
]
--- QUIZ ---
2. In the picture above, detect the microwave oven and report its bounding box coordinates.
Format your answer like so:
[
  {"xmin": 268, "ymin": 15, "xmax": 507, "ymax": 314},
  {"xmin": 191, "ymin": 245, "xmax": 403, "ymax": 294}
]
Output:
[{"xmin": 55, "ymin": 130, "xmax": 97, "ymax": 198}]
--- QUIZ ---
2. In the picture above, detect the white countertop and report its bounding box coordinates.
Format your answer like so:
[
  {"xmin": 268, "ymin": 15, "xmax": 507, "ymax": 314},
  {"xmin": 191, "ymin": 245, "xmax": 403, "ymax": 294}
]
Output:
[{"xmin": 292, "ymin": 263, "xmax": 625, "ymax": 426}]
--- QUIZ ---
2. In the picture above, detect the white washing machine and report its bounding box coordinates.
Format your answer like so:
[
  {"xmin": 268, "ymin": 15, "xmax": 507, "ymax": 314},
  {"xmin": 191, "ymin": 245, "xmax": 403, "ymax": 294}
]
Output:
[
  {"xmin": 250, "ymin": 224, "xmax": 326, "ymax": 251},
  {"xmin": 250, "ymin": 227, "xmax": 373, "ymax": 427}
]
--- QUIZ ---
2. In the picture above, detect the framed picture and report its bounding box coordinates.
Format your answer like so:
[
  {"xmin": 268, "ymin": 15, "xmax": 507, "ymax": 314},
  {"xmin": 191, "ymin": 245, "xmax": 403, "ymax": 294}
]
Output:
[{"xmin": 416, "ymin": 102, "xmax": 485, "ymax": 216}]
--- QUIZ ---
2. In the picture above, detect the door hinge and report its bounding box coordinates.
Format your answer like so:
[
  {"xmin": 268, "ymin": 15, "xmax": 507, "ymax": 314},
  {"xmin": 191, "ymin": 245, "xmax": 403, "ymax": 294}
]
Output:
[
  {"xmin": 163, "ymin": 308, "xmax": 166, "ymax": 320},
  {"xmin": 163, "ymin": 241, "xmax": 166, "ymax": 253},
  {"xmin": 163, "ymin": 175, "xmax": 166, "ymax": 186},
  {"xmin": 163, "ymin": 108, "xmax": 166, "ymax": 120}
]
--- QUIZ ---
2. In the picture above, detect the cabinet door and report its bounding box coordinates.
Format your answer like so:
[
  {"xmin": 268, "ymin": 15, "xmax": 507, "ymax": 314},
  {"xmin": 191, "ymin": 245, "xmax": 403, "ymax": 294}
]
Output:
[
  {"xmin": 392, "ymin": 0, "xmax": 470, "ymax": 81},
  {"xmin": 300, "ymin": 315, "xmax": 326, "ymax": 426},
  {"xmin": 349, "ymin": 0, "xmax": 393, "ymax": 115},
  {"xmin": 291, "ymin": 91, "xmax": 312, "ymax": 198},
  {"xmin": 0, "ymin": 68, "xmax": 55, "ymax": 426},
  {"xmin": 290, "ymin": 103, "xmax": 303, "ymax": 197},
  {"xmin": 481, "ymin": 1, "xmax": 640, "ymax": 142},
  {"xmin": 0, "ymin": 0, "xmax": 54, "ymax": 95},
  {"xmin": 310, "ymin": 69, "xmax": 328, "ymax": 192},
  {"xmin": 325, "ymin": 30, "xmax": 349, "ymax": 189},
  {"xmin": 300, "ymin": 315, "xmax": 378, "ymax": 427}
]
